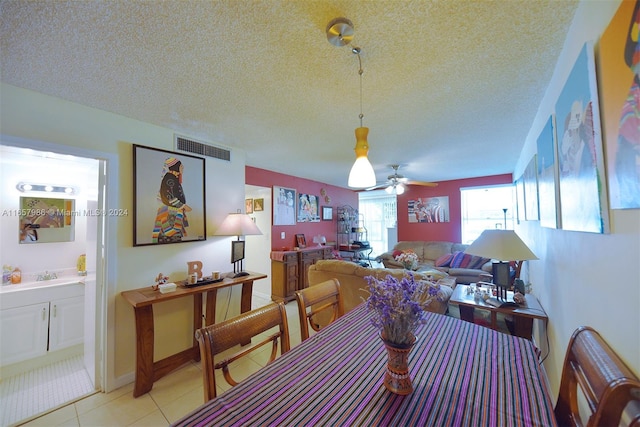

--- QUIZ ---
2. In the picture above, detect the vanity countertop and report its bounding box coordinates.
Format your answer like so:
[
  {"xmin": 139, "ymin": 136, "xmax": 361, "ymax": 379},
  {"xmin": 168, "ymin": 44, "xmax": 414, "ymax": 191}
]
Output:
[{"xmin": 0, "ymin": 273, "xmax": 93, "ymax": 310}]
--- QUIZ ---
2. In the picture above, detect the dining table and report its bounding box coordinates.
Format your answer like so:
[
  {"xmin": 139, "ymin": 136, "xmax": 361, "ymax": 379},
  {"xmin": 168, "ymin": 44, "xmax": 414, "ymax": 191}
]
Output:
[{"xmin": 173, "ymin": 303, "xmax": 557, "ymax": 426}]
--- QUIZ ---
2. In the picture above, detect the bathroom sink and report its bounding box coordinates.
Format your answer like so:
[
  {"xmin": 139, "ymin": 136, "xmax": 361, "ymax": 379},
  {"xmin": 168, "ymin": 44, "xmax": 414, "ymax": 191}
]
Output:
[{"xmin": 1, "ymin": 276, "xmax": 84, "ymax": 292}]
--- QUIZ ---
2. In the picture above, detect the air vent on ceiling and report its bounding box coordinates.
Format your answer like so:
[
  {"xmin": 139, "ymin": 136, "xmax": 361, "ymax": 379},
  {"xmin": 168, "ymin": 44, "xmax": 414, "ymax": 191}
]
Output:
[{"xmin": 174, "ymin": 135, "xmax": 230, "ymax": 161}]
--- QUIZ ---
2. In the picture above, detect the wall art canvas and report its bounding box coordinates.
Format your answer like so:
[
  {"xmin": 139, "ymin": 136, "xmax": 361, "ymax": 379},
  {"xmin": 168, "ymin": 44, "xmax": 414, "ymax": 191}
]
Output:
[
  {"xmin": 408, "ymin": 197, "xmax": 450, "ymax": 223},
  {"xmin": 133, "ymin": 145, "xmax": 206, "ymax": 246},
  {"xmin": 599, "ymin": 0, "xmax": 640, "ymax": 209},
  {"xmin": 253, "ymin": 198, "xmax": 264, "ymax": 211},
  {"xmin": 523, "ymin": 155, "xmax": 539, "ymax": 221},
  {"xmin": 245, "ymin": 198, "xmax": 253, "ymax": 214},
  {"xmin": 536, "ymin": 116, "xmax": 560, "ymax": 228},
  {"xmin": 297, "ymin": 193, "xmax": 320, "ymax": 222},
  {"xmin": 273, "ymin": 186, "xmax": 296, "ymax": 226},
  {"xmin": 555, "ymin": 42, "xmax": 610, "ymax": 233},
  {"xmin": 515, "ymin": 175, "xmax": 525, "ymax": 224}
]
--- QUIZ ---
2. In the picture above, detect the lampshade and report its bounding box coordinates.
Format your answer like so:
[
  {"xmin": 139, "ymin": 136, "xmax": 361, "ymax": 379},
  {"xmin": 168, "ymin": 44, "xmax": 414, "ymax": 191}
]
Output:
[
  {"xmin": 214, "ymin": 211, "xmax": 262, "ymax": 238},
  {"xmin": 348, "ymin": 127, "xmax": 376, "ymax": 188},
  {"xmin": 465, "ymin": 229, "xmax": 538, "ymax": 261}
]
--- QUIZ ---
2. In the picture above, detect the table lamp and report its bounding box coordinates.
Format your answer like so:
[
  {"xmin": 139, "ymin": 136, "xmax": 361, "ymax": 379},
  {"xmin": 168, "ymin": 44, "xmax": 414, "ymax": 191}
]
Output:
[
  {"xmin": 465, "ymin": 229, "xmax": 538, "ymax": 301},
  {"xmin": 214, "ymin": 210, "xmax": 262, "ymax": 277}
]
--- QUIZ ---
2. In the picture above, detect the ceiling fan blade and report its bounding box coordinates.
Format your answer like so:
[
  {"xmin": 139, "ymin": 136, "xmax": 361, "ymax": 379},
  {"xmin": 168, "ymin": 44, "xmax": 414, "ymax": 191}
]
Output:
[
  {"xmin": 406, "ymin": 180, "xmax": 438, "ymax": 187},
  {"xmin": 364, "ymin": 183, "xmax": 389, "ymax": 191}
]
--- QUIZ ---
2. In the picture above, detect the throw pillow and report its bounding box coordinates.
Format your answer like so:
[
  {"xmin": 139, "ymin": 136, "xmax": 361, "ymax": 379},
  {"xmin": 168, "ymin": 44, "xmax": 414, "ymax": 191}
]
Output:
[
  {"xmin": 449, "ymin": 251, "xmax": 464, "ymax": 268},
  {"xmin": 467, "ymin": 256, "xmax": 490, "ymax": 270},
  {"xmin": 392, "ymin": 250, "xmax": 403, "ymax": 259},
  {"xmin": 450, "ymin": 251, "xmax": 472, "ymax": 268},
  {"xmin": 434, "ymin": 254, "xmax": 453, "ymax": 267}
]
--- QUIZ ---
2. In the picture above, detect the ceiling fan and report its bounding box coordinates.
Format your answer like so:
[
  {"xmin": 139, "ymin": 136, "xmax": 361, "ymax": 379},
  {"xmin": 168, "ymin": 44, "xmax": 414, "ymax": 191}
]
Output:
[{"xmin": 365, "ymin": 165, "xmax": 438, "ymax": 194}]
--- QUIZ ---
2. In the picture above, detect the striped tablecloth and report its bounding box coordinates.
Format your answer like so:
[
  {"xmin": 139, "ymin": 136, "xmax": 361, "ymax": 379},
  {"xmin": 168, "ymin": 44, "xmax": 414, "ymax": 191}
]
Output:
[{"xmin": 173, "ymin": 304, "xmax": 557, "ymax": 426}]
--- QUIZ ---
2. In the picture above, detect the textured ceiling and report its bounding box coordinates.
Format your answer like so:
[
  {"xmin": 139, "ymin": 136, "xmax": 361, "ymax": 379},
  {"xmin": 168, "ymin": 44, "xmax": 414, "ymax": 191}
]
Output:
[{"xmin": 0, "ymin": 0, "xmax": 579, "ymax": 189}]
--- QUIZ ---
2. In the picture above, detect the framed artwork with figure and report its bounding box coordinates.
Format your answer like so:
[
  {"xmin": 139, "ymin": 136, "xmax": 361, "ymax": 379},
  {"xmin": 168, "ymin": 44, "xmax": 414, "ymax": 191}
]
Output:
[
  {"xmin": 555, "ymin": 42, "xmax": 609, "ymax": 233},
  {"xmin": 273, "ymin": 186, "xmax": 296, "ymax": 226},
  {"xmin": 599, "ymin": 0, "xmax": 640, "ymax": 209},
  {"xmin": 133, "ymin": 144, "xmax": 206, "ymax": 246}
]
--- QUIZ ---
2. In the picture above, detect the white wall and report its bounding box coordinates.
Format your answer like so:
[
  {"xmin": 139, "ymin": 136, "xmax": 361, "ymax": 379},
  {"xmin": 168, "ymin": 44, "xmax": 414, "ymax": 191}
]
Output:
[
  {"xmin": 0, "ymin": 83, "xmax": 250, "ymax": 390},
  {"xmin": 245, "ymin": 185, "xmax": 272, "ymax": 299},
  {"xmin": 515, "ymin": 0, "xmax": 640, "ymax": 397}
]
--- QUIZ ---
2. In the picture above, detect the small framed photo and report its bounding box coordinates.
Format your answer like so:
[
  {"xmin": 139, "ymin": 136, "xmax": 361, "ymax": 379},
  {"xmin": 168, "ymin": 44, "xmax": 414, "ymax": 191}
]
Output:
[
  {"xmin": 322, "ymin": 206, "xmax": 333, "ymax": 221},
  {"xmin": 245, "ymin": 198, "xmax": 253, "ymax": 214},
  {"xmin": 253, "ymin": 198, "xmax": 264, "ymax": 212},
  {"xmin": 296, "ymin": 233, "xmax": 306, "ymax": 248}
]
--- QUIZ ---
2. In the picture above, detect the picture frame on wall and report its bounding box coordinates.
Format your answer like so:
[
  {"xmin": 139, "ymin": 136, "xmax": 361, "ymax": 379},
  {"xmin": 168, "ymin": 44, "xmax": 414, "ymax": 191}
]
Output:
[
  {"xmin": 322, "ymin": 206, "xmax": 333, "ymax": 221},
  {"xmin": 133, "ymin": 144, "xmax": 206, "ymax": 246},
  {"xmin": 296, "ymin": 233, "xmax": 306, "ymax": 248},
  {"xmin": 245, "ymin": 198, "xmax": 253, "ymax": 214},
  {"xmin": 599, "ymin": 0, "xmax": 640, "ymax": 209},
  {"xmin": 253, "ymin": 198, "xmax": 264, "ymax": 212},
  {"xmin": 273, "ymin": 186, "xmax": 296, "ymax": 225},
  {"xmin": 297, "ymin": 193, "xmax": 320, "ymax": 222},
  {"xmin": 536, "ymin": 115, "xmax": 560, "ymax": 229},
  {"xmin": 555, "ymin": 41, "xmax": 610, "ymax": 233},
  {"xmin": 523, "ymin": 155, "xmax": 539, "ymax": 221}
]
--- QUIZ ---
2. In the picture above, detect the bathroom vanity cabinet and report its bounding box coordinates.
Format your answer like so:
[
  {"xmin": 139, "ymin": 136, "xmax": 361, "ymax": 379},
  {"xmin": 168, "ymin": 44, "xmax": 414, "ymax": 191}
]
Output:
[{"xmin": 0, "ymin": 282, "xmax": 84, "ymax": 366}]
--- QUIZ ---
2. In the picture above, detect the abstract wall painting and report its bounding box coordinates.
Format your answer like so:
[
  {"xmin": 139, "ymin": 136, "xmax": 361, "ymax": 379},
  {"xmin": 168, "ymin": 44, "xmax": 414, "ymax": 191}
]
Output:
[
  {"xmin": 515, "ymin": 175, "xmax": 526, "ymax": 224},
  {"xmin": 598, "ymin": 0, "xmax": 640, "ymax": 209},
  {"xmin": 536, "ymin": 115, "xmax": 560, "ymax": 229},
  {"xmin": 555, "ymin": 42, "xmax": 610, "ymax": 233},
  {"xmin": 523, "ymin": 155, "xmax": 539, "ymax": 221},
  {"xmin": 408, "ymin": 197, "xmax": 450, "ymax": 223}
]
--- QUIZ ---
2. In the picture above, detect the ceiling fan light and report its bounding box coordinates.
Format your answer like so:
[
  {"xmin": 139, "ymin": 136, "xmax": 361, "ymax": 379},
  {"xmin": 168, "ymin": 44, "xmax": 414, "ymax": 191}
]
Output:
[
  {"xmin": 385, "ymin": 185, "xmax": 393, "ymax": 194},
  {"xmin": 396, "ymin": 184, "xmax": 405, "ymax": 195}
]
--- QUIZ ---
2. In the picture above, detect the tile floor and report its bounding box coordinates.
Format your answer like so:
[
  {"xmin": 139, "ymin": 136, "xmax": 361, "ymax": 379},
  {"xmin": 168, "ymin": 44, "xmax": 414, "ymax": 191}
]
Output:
[
  {"xmin": 19, "ymin": 295, "xmax": 306, "ymax": 427},
  {"xmin": 1, "ymin": 355, "xmax": 94, "ymax": 427}
]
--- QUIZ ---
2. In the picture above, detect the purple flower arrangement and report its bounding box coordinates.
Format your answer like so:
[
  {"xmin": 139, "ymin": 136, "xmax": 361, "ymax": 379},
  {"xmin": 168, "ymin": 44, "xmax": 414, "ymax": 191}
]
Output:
[{"xmin": 365, "ymin": 273, "xmax": 440, "ymax": 346}]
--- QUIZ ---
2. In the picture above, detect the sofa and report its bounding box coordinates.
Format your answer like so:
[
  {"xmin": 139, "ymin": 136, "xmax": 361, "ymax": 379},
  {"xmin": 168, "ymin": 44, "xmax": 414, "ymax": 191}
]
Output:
[
  {"xmin": 307, "ymin": 259, "xmax": 455, "ymax": 315},
  {"xmin": 378, "ymin": 241, "xmax": 492, "ymax": 284}
]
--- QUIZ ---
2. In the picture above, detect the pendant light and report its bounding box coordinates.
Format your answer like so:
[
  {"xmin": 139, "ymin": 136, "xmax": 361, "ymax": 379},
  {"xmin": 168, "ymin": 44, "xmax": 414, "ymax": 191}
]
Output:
[{"xmin": 326, "ymin": 18, "xmax": 376, "ymax": 189}]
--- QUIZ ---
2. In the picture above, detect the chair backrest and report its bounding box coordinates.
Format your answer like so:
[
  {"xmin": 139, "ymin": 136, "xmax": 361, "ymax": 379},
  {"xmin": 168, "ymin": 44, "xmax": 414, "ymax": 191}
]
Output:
[
  {"xmin": 554, "ymin": 326, "xmax": 640, "ymax": 427},
  {"xmin": 195, "ymin": 301, "xmax": 290, "ymax": 401},
  {"xmin": 295, "ymin": 278, "xmax": 344, "ymax": 341}
]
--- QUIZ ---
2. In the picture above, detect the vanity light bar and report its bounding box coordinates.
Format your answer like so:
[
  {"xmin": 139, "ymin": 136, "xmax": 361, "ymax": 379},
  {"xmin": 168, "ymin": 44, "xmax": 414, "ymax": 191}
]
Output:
[{"xmin": 16, "ymin": 182, "xmax": 77, "ymax": 195}]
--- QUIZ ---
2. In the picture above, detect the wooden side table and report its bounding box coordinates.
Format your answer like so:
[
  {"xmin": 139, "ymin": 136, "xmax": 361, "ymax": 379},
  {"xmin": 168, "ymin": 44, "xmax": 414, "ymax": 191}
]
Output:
[
  {"xmin": 448, "ymin": 284, "xmax": 547, "ymax": 340},
  {"xmin": 121, "ymin": 272, "xmax": 267, "ymax": 397}
]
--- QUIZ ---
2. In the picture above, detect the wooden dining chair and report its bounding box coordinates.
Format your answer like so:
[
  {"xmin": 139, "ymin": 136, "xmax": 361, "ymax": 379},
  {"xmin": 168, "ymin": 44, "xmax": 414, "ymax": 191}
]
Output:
[
  {"xmin": 554, "ymin": 326, "xmax": 640, "ymax": 427},
  {"xmin": 195, "ymin": 301, "xmax": 290, "ymax": 401},
  {"xmin": 295, "ymin": 278, "xmax": 344, "ymax": 341}
]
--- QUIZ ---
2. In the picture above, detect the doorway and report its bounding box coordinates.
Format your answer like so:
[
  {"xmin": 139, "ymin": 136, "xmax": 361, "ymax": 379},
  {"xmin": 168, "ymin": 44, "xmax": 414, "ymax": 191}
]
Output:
[{"xmin": 0, "ymin": 138, "xmax": 112, "ymax": 425}]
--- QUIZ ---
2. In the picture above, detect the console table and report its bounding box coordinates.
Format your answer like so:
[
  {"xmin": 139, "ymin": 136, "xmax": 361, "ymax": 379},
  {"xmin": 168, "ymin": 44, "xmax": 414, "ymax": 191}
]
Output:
[
  {"xmin": 270, "ymin": 247, "xmax": 332, "ymax": 301},
  {"xmin": 121, "ymin": 272, "xmax": 266, "ymax": 397},
  {"xmin": 449, "ymin": 284, "xmax": 548, "ymax": 340}
]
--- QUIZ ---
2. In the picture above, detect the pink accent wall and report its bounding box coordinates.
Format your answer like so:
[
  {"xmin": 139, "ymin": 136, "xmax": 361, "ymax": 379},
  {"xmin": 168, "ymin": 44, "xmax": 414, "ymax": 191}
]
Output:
[
  {"xmin": 397, "ymin": 174, "xmax": 512, "ymax": 243},
  {"xmin": 246, "ymin": 167, "xmax": 358, "ymax": 251}
]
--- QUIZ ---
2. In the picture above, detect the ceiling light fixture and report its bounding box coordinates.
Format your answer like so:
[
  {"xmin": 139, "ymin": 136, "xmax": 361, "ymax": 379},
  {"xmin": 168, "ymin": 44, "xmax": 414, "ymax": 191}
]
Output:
[
  {"xmin": 16, "ymin": 182, "xmax": 77, "ymax": 195},
  {"xmin": 326, "ymin": 18, "xmax": 376, "ymax": 189},
  {"xmin": 385, "ymin": 183, "xmax": 405, "ymax": 195}
]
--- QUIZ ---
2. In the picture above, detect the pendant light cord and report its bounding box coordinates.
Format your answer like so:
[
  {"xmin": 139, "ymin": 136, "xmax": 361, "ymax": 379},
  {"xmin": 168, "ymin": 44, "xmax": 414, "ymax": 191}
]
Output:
[{"xmin": 353, "ymin": 47, "xmax": 364, "ymax": 127}]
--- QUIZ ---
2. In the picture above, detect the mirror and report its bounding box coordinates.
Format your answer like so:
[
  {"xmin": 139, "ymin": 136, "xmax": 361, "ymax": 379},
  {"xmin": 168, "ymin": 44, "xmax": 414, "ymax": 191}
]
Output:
[{"xmin": 19, "ymin": 197, "xmax": 75, "ymax": 244}]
